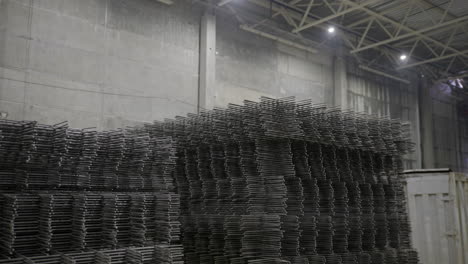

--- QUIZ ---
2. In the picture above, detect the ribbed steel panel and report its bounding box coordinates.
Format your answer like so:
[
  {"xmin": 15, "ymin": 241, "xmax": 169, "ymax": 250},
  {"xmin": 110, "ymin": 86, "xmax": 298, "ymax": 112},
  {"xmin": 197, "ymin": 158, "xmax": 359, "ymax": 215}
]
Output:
[{"xmin": 405, "ymin": 169, "xmax": 468, "ymax": 264}]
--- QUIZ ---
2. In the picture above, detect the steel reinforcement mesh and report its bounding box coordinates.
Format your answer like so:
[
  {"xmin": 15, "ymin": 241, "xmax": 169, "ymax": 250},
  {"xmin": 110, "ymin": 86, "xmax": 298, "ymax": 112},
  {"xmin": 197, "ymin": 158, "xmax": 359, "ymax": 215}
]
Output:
[{"xmin": 0, "ymin": 97, "xmax": 419, "ymax": 264}]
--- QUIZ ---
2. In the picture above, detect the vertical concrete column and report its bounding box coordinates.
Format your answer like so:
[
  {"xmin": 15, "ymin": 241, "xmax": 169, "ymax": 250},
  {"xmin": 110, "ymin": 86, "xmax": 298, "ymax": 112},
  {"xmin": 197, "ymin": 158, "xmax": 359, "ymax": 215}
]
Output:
[
  {"xmin": 333, "ymin": 51, "xmax": 348, "ymax": 109},
  {"xmin": 452, "ymin": 100, "xmax": 462, "ymax": 171},
  {"xmin": 411, "ymin": 80, "xmax": 423, "ymax": 169},
  {"xmin": 198, "ymin": 10, "xmax": 216, "ymax": 112},
  {"xmin": 418, "ymin": 77, "xmax": 435, "ymax": 168}
]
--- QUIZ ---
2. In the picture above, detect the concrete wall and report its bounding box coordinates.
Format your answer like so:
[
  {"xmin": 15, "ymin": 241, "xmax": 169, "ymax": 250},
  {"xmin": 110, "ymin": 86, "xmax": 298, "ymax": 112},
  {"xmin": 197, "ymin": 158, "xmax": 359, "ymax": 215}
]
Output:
[
  {"xmin": 346, "ymin": 64, "xmax": 421, "ymax": 169},
  {"xmin": 3, "ymin": 0, "xmax": 461, "ymax": 171},
  {"xmin": 459, "ymin": 112, "xmax": 468, "ymax": 173},
  {"xmin": 415, "ymin": 79, "xmax": 468, "ymax": 172},
  {"xmin": 0, "ymin": 0, "xmax": 334, "ymax": 129},
  {"xmin": 214, "ymin": 16, "xmax": 334, "ymax": 107},
  {"xmin": 428, "ymin": 82, "xmax": 464, "ymax": 171},
  {"xmin": 0, "ymin": 0, "xmax": 201, "ymax": 129}
]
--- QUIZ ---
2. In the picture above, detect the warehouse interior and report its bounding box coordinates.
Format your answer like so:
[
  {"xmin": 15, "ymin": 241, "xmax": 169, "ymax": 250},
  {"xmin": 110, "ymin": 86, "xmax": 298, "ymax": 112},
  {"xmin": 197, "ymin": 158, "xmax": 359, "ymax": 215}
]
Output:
[{"xmin": 0, "ymin": 0, "xmax": 467, "ymax": 263}]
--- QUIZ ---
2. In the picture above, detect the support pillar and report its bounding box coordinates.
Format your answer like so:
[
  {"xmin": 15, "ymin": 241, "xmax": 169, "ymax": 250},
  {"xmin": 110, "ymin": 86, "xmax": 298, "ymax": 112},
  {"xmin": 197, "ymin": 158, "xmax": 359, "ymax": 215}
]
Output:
[
  {"xmin": 198, "ymin": 10, "xmax": 216, "ymax": 112},
  {"xmin": 418, "ymin": 76, "xmax": 435, "ymax": 168},
  {"xmin": 333, "ymin": 51, "xmax": 348, "ymax": 109}
]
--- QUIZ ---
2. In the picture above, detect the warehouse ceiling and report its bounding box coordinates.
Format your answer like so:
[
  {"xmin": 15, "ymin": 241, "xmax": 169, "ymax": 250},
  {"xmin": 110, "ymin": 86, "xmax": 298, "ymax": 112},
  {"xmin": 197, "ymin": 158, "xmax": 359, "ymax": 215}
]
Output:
[{"xmin": 212, "ymin": 0, "xmax": 468, "ymax": 81}]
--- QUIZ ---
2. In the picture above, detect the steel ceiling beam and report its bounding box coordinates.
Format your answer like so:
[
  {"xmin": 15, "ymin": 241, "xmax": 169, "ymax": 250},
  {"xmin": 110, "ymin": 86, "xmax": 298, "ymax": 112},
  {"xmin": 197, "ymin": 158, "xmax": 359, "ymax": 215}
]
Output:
[
  {"xmin": 357, "ymin": 19, "xmax": 374, "ymax": 48},
  {"xmin": 348, "ymin": 0, "xmax": 457, "ymax": 29},
  {"xmin": 374, "ymin": 19, "xmax": 392, "ymax": 37},
  {"xmin": 448, "ymin": 73, "xmax": 468, "ymax": 80},
  {"xmin": 245, "ymin": 0, "xmax": 375, "ymax": 51},
  {"xmin": 342, "ymin": 0, "xmax": 468, "ymax": 61},
  {"xmin": 359, "ymin": 65, "xmax": 410, "ymax": 83},
  {"xmin": 421, "ymin": 39, "xmax": 439, "ymax": 57},
  {"xmin": 397, "ymin": 49, "xmax": 468, "ymax": 69},
  {"xmin": 243, "ymin": 0, "xmax": 464, "ymax": 74},
  {"xmin": 416, "ymin": 0, "xmax": 457, "ymax": 20},
  {"xmin": 348, "ymin": 6, "xmax": 468, "ymax": 54},
  {"xmin": 157, "ymin": 0, "xmax": 174, "ymax": 5},
  {"xmin": 248, "ymin": 0, "xmax": 415, "ymax": 59},
  {"xmin": 440, "ymin": 25, "xmax": 458, "ymax": 56},
  {"xmin": 393, "ymin": 24, "xmax": 457, "ymax": 47},
  {"xmin": 347, "ymin": 1, "xmax": 411, "ymax": 28},
  {"xmin": 322, "ymin": 0, "xmax": 336, "ymax": 13},
  {"xmin": 292, "ymin": 0, "xmax": 378, "ymax": 33},
  {"xmin": 445, "ymin": 57, "xmax": 456, "ymax": 73},
  {"xmin": 299, "ymin": 0, "xmax": 315, "ymax": 27},
  {"xmin": 218, "ymin": 0, "xmax": 234, "ymax": 6},
  {"xmin": 438, "ymin": 0, "xmax": 454, "ymax": 23},
  {"xmin": 394, "ymin": 0, "xmax": 415, "ymax": 36},
  {"xmin": 280, "ymin": 7, "xmax": 301, "ymax": 27},
  {"xmin": 247, "ymin": 0, "xmax": 327, "ymax": 30},
  {"xmin": 274, "ymin": 0, "xmax": 304, "ymax": 18},
  {"xmin": 286, "ymin": 0, "xmax": 468, "ymax": 70},
  {"xmin": 408, "ymin": 39, "xmax": 420, "ymax": 58},
  {"xmin": 240, "ymin": 25, "xmax": 318, "ymax": 53},
  {"xmin": 248, "ymin": 0, "xmax": 386, "ymax": 51},
  {"xmin": 253, "ymin": 0, "xmax": 308, "ymax": 30}
]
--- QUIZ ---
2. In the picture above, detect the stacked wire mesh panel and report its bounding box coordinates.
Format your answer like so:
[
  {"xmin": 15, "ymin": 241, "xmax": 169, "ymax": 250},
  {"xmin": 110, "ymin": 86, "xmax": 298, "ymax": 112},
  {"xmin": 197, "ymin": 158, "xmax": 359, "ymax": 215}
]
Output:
[
  {"xmin": 0, "ymin": 246, "xmax": 172, "ymax": 264},
  {"xmin": 0, "ymin": 120, "xmax": 184, "ymax": 263},
  {"xmin": 0, "ymin": 95, "xmax": 420, "ymax": 264},
  {"xmin": 145, "ymin": 96, "xmax": 420, "ymax": 264}
]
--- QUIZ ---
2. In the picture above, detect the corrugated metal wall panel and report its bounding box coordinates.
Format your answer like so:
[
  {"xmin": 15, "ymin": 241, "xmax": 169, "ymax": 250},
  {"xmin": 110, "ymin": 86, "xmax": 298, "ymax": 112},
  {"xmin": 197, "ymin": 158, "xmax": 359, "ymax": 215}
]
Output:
[
  {"xmin": 347, "ymin": 72, "xmax": 420, "ymax": 169},
  {"xmin": 405, "ymin": 171, "xmax": 468, "ymax": 264}
]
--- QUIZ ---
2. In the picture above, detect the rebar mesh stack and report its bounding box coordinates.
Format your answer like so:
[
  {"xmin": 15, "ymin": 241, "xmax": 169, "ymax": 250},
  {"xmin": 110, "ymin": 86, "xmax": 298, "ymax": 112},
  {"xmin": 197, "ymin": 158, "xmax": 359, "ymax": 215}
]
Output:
[
  {"xmin": 0, "ymin": 120, "xmax": 184, "ymax": 262},
  {"xmin": 130, "ymin": 194, "xmax": 157, "ymax": 246},
  {"xmin": 152, "ymin": 96, "xmax": 418, "ymax": 263},
  {"xmin": 0, "ymin": 194, "xmax": 41, "ymax": 257},
  {"xmin": 39, "ymin": 193, "xmax": 74, "ymax": 253},
  {"xmin": 72, "ymin": 193, "xmax": 104, "ymax": 251},
  {"xmin": 0, "ymin": 96, "xmax": 419, "ymax": 263},
  {"xmin": 0, "ymin": 192, "xmax": 185, "ymax": 260}
]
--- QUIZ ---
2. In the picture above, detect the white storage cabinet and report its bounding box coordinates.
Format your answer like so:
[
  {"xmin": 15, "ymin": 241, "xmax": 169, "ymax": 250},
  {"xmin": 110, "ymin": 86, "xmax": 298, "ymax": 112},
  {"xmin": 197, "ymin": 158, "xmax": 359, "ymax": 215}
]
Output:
[{"xmin": 405, "ymin": 169, "xmax": 468, "ymax": 264}]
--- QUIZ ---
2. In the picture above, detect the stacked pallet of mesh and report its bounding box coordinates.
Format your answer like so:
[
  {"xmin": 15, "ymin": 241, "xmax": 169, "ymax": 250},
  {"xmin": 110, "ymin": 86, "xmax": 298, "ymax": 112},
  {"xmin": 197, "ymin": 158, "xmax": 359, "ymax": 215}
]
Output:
[
  {"xmin": 72, "ymin": 193, "xmax": 104, "ymax": 251},
  {"xmin": 0, "ymin": 96, "xmax": 419, "ymax": 264},
  {"xmin": 130, "ymin": 194, "xmax": 157, "ymax": 246},
  {"xmin": 76, "ymin": 129, "xmax": 99, "ymax": 189},
  {"xmin": 15, "ymin": 122, "xmax": 54, "ymax": 188},
  {"xmin": 0, "ymin": 120, "xmax": 23, "ymax": 187},
  {"xmin": 102, "ymin": 194, "xmax": 132, "ymax": 248},
  {"xmin": 39, "ymin": 193, "xmax": 74, "ymax": 253},
  {"xmin": 0, "ymin": 194, "xmax": 41, "ymax": 257},
  {"xmin": 154, "ymin": 96, "xmax": 418, "ymax": 264}
]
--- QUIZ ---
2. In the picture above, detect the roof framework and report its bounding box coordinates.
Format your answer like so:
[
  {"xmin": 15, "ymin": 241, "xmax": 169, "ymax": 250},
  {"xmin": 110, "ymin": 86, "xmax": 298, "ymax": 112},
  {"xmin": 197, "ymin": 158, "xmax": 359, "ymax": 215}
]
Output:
[{"xmin": 218, "ymin": 0, "xmax": 468, "ymax": 79}]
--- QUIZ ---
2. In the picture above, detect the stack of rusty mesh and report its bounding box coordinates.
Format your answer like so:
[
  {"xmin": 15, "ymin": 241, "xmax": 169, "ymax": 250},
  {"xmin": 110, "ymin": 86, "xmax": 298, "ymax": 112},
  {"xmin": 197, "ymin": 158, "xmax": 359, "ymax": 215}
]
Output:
[
  {"xmin": 55, "ymin": 128, "xmax": 85, "ymax": 188},
  {"xmin": 102, "ymin": 130, "xmax": 125, "ymax": 190},
  {"xmin": 121, "ymin": 128, "xmax": 151, "ymax": 190},
  {"xmin": 154, "ymin": 244, "xmax": 184, "ymax": 264},
  {"xmin": 0, "ymin": 194, "xmax": 41, "ymax": 257},
  {"xmin": 75, "ymin": 129, "xmax": 99, "ymax": 189},
  {"xmin": 95, "ymin": 248, "xmax": 128, "ymax": 264},
  {"xmin": 154, "ymin": 192, "xmax": 181, "ymax": 244},
  {"xmin": 47, "ymin": 122, "xmax": 68, "ymax": 187},
  {"xmin": 15, "ymin": 122, "xmax": 54, "ymax": 188},
  {"xmin": 0, "ymin": 121, "xmax": 18, "ymax": 187},
  {"xmin": 130, "ymin": 194, "xmax": 157, "ymax": 246},
  {"xmin": 39, "ymin": 193, "xmax": 74, "ymax": 253},
  {"xmin": 167, "ymin": 97, "xmax": 417, "ymax": 263},
  {"xmin": 0, "ymin": 96, "xmax": 419, "ymax": 264},
  {"xmin": 71, "ymin": 193, "xmax": 104, "ymax": 251},
  {"xmin": 27, "ymin": 254, "xmax": 66, "ymax": 264},
  {"xmin": 102, "ymin": 194, "xmax": 132, "ymax": 248},
  {"xmin": 125, "ymin": 246, "xmax": 156, "ymax": 264}
]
